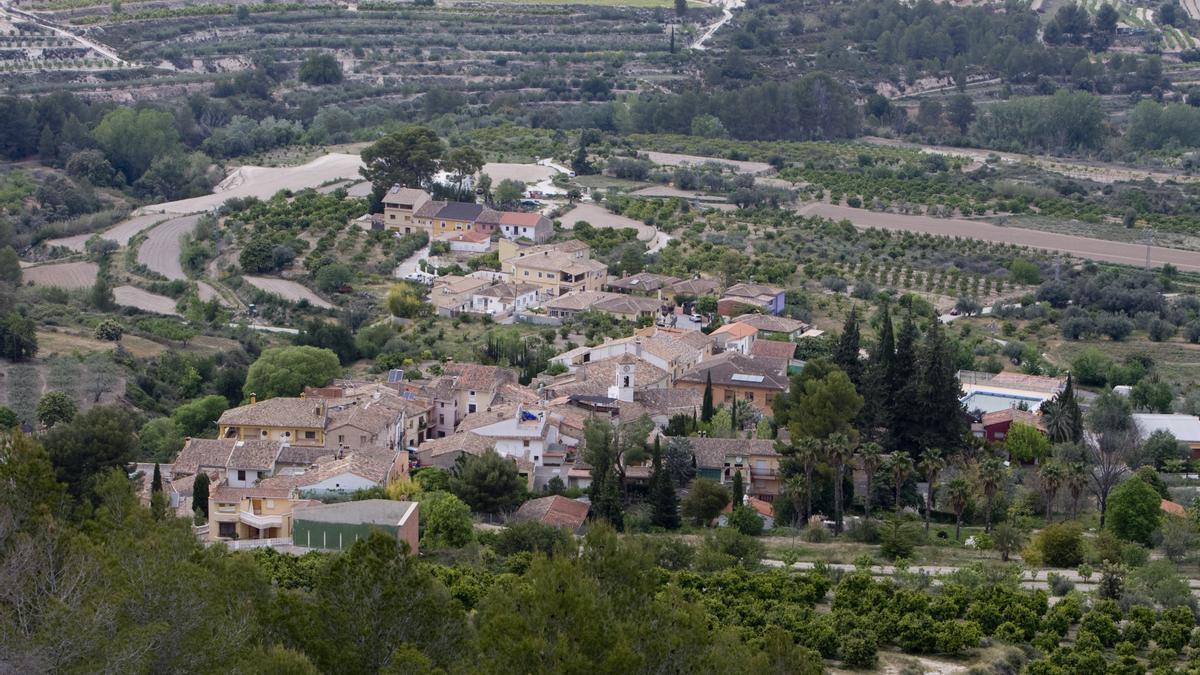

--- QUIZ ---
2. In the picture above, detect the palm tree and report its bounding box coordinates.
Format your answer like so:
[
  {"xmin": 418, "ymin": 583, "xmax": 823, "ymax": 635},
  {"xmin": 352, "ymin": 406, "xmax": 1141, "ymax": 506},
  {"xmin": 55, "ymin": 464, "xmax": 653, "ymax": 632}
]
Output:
[
  {"xmin": 793, "ymin": 437, "xmax": 821, "ymax": 520},
  {"xmin": 856, "ymin": 442, "xmax": 884, "ymax": 518},
  {"xmin": 918, "ymin": 448, "xmax": 946, "ymax": 535},
  {"xmin": 886, "ymin": 453, "xmax": 914, "ymax": 511},
  {"xmin": 1038, "ymin": 460, "xmax": 1066, "ymax": 523},
  {"xmin": 977, "ymin": 456, "xmax": 1007, "ymax": 533},
  {"xmin": 825, "ymin": 433, "xmax": 853, "ymax": 534},
  {"xmin": 945, "ymin": 477, "xmax": 972, "ymax": 541},
  {"xmin": 1066, "ymin": 461, "xmax": 1088, "ymax": 520}
]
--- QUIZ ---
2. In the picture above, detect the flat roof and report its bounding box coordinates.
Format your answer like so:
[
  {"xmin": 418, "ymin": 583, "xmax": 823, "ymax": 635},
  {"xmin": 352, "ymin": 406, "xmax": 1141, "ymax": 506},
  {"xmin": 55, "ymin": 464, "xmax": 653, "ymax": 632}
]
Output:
[{"xmin": 294, "ymin": 499, "xmax": 418, "ymax": 527}]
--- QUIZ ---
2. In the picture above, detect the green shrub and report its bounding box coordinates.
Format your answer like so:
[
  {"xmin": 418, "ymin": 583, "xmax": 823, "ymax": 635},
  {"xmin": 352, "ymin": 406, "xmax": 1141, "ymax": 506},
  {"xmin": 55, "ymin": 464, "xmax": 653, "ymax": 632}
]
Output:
[
  {"xmin": 838, "ymin": 628, "xmax": 877, "ymax": 668},
  {"xmin": 1034, "ymin": 522, "xmax": 1084, "ymax": 568}
]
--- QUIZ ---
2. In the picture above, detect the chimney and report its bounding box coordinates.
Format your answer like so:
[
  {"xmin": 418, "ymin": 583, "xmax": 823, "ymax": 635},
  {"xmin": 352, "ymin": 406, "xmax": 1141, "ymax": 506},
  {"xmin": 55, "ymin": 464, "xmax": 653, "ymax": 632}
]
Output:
[{"xmin": 250, "ymin": 393, "xmax": 257, "ymax": 404}]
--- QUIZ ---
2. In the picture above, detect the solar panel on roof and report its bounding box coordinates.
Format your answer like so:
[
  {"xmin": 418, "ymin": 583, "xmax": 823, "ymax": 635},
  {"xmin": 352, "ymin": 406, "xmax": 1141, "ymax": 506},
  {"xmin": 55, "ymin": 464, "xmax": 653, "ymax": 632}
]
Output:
[
  {"xmin": 402, "ymin": 392, "xmax": 415, "ymax": 400},
  {"xmin": 730, "ymin": 373, "xmax": 765, "ymax": 383},
  {"xmin": 387, "ymin": 369, "xmax": 405, "ymax": 383}
]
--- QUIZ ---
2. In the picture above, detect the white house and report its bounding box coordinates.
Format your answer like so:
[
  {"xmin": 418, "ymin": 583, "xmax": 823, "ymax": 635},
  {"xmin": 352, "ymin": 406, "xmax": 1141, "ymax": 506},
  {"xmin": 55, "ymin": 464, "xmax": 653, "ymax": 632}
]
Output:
[
  {"xmin": 471, "ymin": 407, "xmax": 572, "ymax": 471},
  {"xmin": 470, "ymin": 282, "xmax": 540, "ymax": 316}
]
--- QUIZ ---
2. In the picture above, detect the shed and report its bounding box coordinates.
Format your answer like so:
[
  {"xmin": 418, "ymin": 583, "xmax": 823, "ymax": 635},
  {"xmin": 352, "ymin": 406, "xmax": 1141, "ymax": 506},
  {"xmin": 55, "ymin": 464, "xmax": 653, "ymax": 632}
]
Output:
[{"xmin": 293, "ymin": 499, "xmax": 419, "ymax": 553}]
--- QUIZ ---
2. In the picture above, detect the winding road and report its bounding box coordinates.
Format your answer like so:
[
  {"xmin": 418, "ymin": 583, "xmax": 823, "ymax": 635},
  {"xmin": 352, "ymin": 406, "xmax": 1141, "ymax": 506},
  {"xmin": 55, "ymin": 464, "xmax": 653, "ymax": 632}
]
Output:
[{"xmin": 691, "ymin": 0, "xmax": 745, "ymax": 50}]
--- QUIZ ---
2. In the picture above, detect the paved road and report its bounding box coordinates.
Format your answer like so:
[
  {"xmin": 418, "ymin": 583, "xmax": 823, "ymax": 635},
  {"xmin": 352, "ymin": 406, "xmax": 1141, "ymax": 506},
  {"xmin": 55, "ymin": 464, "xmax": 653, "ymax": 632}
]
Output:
[
  {"xmin": 692, "ymin": 0, "xmax": 745, "ymax": 50},
  {"xmin": 46, "ymin": 213, "xmax": 167, "ymax": 252},
  {"xmin": 393, "ymin": 243, "xmax": 431, "ymax": 279},
  {"xmin": 138, "ymin": 214, "xmax": 201, "ymax": 281},
  {"xmin": 796, "ymin": 202, "xmax": 1200, "ymax": 272}
]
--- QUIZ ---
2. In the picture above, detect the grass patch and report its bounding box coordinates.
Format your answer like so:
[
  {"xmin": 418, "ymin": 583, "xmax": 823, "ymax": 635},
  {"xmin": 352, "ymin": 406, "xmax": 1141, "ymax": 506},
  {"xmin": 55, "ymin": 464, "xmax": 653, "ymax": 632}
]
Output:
[{"xmin": 1050, "ymin": 338, "xmax": 1200, "ymax": 391}]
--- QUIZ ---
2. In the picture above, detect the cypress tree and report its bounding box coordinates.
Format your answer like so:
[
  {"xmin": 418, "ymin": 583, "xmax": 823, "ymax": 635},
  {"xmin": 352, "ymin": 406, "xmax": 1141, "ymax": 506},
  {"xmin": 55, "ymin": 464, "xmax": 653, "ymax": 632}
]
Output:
[
  {"xmin": 834, "ymin": 306, "xmax": 862, "ymax": 386},
  {"xmin": 917, "ymin": 317, "xmax": 968, "ymax": 452},
  {"xmin": 151, "ymin": 462, "xmax": 163, "ymax": 493},
  {"xmin": 701, "ymin": 371, "xmax": 714, "ymax": 422},
  {"xmin": 888, "ymin": 311, "xmax": 922, "ymax": 455},
  {"xmin": 730, "ymin": 400, "xmax": 738, "ymax": 434},
  {"xmin": 731, "ymin": 470, "xmax": 744, "ymax": 508},
  {"xmin": 649, "ymin": 437, "xmax": 680, "ymax": 529},
  {"xmin": 861, "ymin": 303, "xmax": 895, "ymax": 438},
  {"xmin": 193, "ymin": 470, "xmax": 210, "ymax": 518}
]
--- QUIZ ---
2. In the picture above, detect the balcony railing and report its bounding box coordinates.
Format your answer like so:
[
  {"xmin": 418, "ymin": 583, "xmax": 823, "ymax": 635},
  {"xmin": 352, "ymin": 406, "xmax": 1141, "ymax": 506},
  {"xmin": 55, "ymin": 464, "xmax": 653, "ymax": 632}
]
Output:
[{"xmin": 239, "ymin": 509, "xmax": 283, "ymax": 529}]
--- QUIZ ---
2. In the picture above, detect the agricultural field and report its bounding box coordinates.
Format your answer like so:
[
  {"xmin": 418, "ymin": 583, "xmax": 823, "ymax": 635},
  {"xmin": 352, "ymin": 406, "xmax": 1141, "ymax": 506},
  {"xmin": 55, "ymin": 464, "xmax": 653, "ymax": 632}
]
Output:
[
  {"xmin": 241, "ymin": 275, "xmax": 334, "ymax": 309},
  {"xmin": 22, "ymin": 260, "xmax": 99, "ymax": 288}
]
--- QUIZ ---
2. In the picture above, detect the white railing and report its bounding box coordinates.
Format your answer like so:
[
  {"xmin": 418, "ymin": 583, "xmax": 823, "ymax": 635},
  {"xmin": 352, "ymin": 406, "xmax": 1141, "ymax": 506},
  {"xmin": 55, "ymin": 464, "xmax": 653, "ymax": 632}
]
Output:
[
  {"xmin": 224, "ymin": 537, "xmax": 292, "ymax": 550},
  {"xmin": 238, "ymin": 510, "xmax": 283, "ymax": 529}
]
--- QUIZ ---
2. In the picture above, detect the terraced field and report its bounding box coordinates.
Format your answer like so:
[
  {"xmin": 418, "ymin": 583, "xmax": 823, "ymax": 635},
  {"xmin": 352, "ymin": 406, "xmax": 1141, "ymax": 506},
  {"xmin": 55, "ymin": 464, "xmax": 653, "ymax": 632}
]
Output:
[
  {"xmin": 113, "ymin": 285, "xmax": 181, "ymax": 315},
  {"xmin": 242, "ymin": 275, "xmax": 333, "ymax": 309},
  {"xmin": 23, "ymin": 260, "xmax": 99, "ymax": 288}
]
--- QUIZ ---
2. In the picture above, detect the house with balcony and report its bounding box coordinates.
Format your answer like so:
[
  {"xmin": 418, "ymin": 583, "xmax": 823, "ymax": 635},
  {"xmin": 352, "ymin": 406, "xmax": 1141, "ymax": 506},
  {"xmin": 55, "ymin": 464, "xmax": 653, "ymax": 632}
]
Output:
[
  {"xmin": 422, "ymin": 363, "xmax": 518, "ymax": 438},
  {"xmin": 711, "ymin": 321, "xmax": 757, "ymax": 355},
  {"xmin": 218, "ymin": 395, "xmax": 328, "ymax": 447},
  {"xmin": 207, "ymin": 484, "xmax": 303, "ymax": 543},
  {"xmin": 476, "ymin": 210, "xmax": 553, "ymax": 243},
  {"xmin": 688, "ymin": 437, "xmax": 783, "ymax": 500},
  {"xmin": 381, "ymin": 186, "xmax": 432, "ymax": 234},
  {"xmin": 500, "ymin": 240, "xmax": 606, "ymax": 297},
  {"xmin": 470, "ymin": 281, "xmax": 540, "ymax": 316}
]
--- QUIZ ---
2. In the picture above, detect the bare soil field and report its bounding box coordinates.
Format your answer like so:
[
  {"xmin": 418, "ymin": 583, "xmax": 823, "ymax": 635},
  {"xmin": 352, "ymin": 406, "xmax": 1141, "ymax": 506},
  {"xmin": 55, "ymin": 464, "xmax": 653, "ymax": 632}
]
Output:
[
  {"xmin": 629, "ymin": 186, "xmax": 726, "ymax": 202},
  {"xmin": 642, "ymin": 150, "xmax": 772, "ymax": 175},
  {"xmin": 137, "ymin": 214, "xmax": 200, "ymax": 281},
  {"xmin": 46, "ymin": 213, "xmax": 166, "ymax": 252},
  {"xmin": 561, "ymin": 203, "xmax": 656, "ymax": 242},
  {"xmin": 796, "ymin": 202, "xmax": 1200, "ymax": 272},
  {"xmin": 142, "ymin": 153, "xmax": 364, "ymax": 215},
  {"xmin": 113, "ymin": 285, "xmax": 181, "ymax": 315},
  {"xmin": 481, "ymin": 163, "xmax": 556, "ymax": 184},
  {"xmin": 23, "ymin": 260, "xmax": 99, "ymax": 289},
  {"xmin": 242, "ymin": 276, "xmax": 334, "ymax": 309}
]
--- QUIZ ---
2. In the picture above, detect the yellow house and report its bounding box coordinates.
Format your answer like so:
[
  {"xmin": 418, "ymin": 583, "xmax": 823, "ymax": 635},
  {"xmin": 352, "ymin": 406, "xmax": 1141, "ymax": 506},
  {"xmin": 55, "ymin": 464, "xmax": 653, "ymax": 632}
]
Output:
[
  {"xmin": 508, "ymin": 248, "xmax": 607, "ymax": 297},
  {"xmin": 414, "ymin": 201, "xmax": 489, "ymax": 238},
  {"xmin": 208, "ymin": 484, "xmax": 300, "ymax": 542},
  {"xmin": 218, "ymin": 396, "xmax": 328, "ymax": 447},
  {"xmin": 382, "ymin": 186, "xmax": 431, "ymax": 234}
]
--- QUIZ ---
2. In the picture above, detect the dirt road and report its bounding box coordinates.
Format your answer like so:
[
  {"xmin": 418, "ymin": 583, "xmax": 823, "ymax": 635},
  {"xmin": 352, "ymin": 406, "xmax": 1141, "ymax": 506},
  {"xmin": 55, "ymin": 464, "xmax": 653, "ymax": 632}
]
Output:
[
  {"xmin": 643, "ymin": 150, "xmax": 771, "ymax": 175},
  {"xmin": 137, "ymin": 214, "xmax": 200, "ymax": 281},
  {"xmin": 796, "ymin": 202, "xmax": 1200, "ymax": 272}
]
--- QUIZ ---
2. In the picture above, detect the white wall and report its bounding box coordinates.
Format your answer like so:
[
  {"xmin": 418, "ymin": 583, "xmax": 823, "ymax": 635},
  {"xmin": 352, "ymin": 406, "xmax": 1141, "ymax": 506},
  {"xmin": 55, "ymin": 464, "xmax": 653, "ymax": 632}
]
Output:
[{"xmin": 300, "ymin": 473, "xmax": 379, "ymax": 494}]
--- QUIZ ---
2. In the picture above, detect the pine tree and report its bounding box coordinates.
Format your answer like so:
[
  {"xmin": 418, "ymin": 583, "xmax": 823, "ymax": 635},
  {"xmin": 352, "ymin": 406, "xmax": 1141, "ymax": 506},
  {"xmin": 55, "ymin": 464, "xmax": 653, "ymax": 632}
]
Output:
[
  {"xmin": 151, "ymin": 462, "xmax": 163, "ymax": 493},
  {"xmin": 701, "ymin": 371, "xmax": 714, "ymax": 422},
  {"xmin": 731, "ymin": 470, "xmax": 744, "ymax": 507},
  {"xmin": 584, "ymin": 419, "xmax": 624, "ymax": 530},
  {"xmin": 834, "ymin": 306, "xmax": 862, "ymax": 386},
  {"xmin": 193, "ymin": 470, "xmax": 210, "ymax": 518},
  {"xmin": 649, "ymin": 437, "xmax": 680, "ymax": 529}
]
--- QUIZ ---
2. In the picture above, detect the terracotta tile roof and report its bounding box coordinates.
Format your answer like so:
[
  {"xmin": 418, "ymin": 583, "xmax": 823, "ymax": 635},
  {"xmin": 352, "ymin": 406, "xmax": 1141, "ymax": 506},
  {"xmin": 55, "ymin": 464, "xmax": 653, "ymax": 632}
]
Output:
[
  {"xmin": 633, "ymin": 388, "xmax": 703, "ymax": 416},
  {"xmin": 297, "ymin": 450, "xmax": 396, "ymax": 488},
  {"xmin": 173, "ymin": 438, "xmax": 235, "ymax": 475},
  {"xmin": 416, "ymin": 431, "xmax": 494, "ymax": 462},
  {"xmin": 712, "ymin": 322, "xmax": 758, "ymax": 339},
  {"xmin": 439, "ymin": 230, "xmax": 491, "ymax": 244},
  {"xmin": 721, "ymin": 495, "xmax": 774, "ymax": 519},
  {"xmin": 593, "ymin": 295, "xmax": 662, "ymax": 316},
  {"xmin": 276, "ymin": 445, "xmax": 329, "ymax": 467},
  {"xmin": 383, "ymin": 186, "xmax": 431, "ymax": 208},
  {"xmin": 733, "ymin": 313, "xmax": 809, "ymax": 334},
  {"xmin": 751, "ymin": 340, "xmax": 797, "ymax": 360},
  {"xmin": 219, "ymin": 398, "xmax": 327, "ymax": 429},
  {"xmin": 723, "ymin": 283, "xmax": 784, "ymax": 300},
  {"xmin": 981, "ymin": 407, "xmax": 1044, "ymax": 430},
  {"xmin": 499, "ymin": 211, "xmax": 550, "ymax": 227},
  {"xmin": 513, "ymin": 495, "xmax": 589, "ymax": 530},
  {"xmin": 443, "ymin": 363, "xmax": 515, "ymax": 392},
  {"xmin": 474, "ymin": 281, "xmax": 540, "ymax": 300},
  {"xmin": 546, "ymin": 291, "xmax": 622, "ymax": 312},
  {"xmin": 676, "ymin": 353, "xmax": 788, "ymax": 391},
  {"xmin": 607, "ymin": 273, "xmax": 681, "ymax": 292},
  {"xmin": 228, "ymin": 439, "xmax": 284, "ymax": 471},
  {"xmin": 684, "ymin": 437, "xmax": 780, "ymax": 469},
  {"xmin": 210, "ymin": 484, "xmax": 295, "ymax": 502},
  {"xmin": 670, "ymin": 277, "xmax": 721, "ymax": 295}
]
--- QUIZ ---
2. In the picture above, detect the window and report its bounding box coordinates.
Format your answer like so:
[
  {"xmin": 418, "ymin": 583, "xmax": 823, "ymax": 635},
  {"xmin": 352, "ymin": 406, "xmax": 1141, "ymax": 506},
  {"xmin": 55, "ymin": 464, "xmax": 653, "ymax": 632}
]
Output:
[
  {"xmin": 439, "ymin": 414, "xmax": 445, "ymax": 424},
  {"xmin": 389, "ymin": 213, "xmax": 395, "ymax": 220},
  {"xmin": 304, "ymin": 431, "xmax": 316, "ymax": 440},
  {"xmin": 360, "ymin": 435, "xmax": 367, "ymax": 445},
  {"xmin": 523, "ymin": 440, "xmax": 530, "ymax": 447},
  {"xmin": 237, "ymin": 470, "xmax": 246, "ymax": 481},
  {"xmin": 219, "ymin": 522, "xmax": 236, "ymax": 538},
  {"xmin": 468, "ymin": 404, "xmax": 476, "ymax": 414},
  {"xmin": 338, "ymin": 435, "xmax": 345, "ymax": 444},
  {"xmin": 745, "ymin": 391, "xmax": 754, "ymax": 401},
  {"xmin": 469, "ymin": 390, "xmax": 476, "ymax": 396}
]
